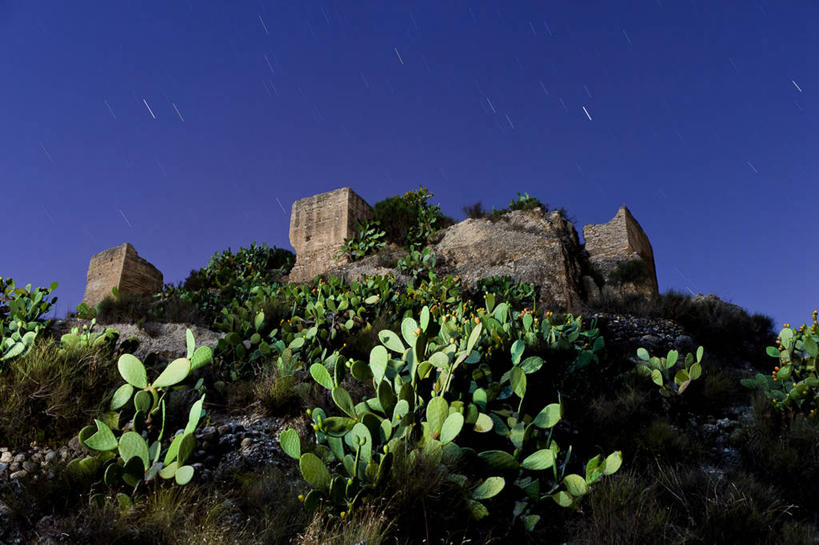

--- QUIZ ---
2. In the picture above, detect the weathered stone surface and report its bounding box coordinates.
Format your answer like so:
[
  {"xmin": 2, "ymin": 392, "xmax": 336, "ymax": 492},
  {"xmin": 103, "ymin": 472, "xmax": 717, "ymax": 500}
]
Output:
[
  {"xmin": 434, "ymin": 209, "xmax": 585, "ymax": 313},
  {"xmin": 81, "ymin": 243, "xmax": 163, "ymax": 307},
  {"xmin": 583, "ymin": 206, "xmax": 658, "ymax": 297},
  {"xmin": 321, "ymin": 243, "xmax": 410, "ymax": 284},
  {"xmin": 288, "ymin": 187, "xmax": 374, "ymax": 282}
]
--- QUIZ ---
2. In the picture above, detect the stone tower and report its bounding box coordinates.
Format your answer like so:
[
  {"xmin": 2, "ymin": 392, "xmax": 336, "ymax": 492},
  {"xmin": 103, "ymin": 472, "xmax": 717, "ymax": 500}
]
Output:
[
  {"xmin": 583, "ymin": 206, "xmax": 659, "ymax": 296},
  {"xmin": 288, "ymin": 187, "xmax": 373, "ymax": 282},
  {"xmin": 82, "ymin": 243, "xmax": 163, "ymax": 307}
]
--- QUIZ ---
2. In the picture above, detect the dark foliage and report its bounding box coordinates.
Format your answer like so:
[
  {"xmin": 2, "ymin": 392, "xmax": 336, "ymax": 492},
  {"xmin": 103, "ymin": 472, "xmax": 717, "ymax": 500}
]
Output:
[
  {"xmin": 462, "ymin": 201, "xmax": 487, "ymax": 219},
  {"xmin": 0, "ymin": 340, "xmax": 119, "ymax": 448},
  {"xmin": 607, "ymin": 259, "xmax": 650, "ymax": 286}
]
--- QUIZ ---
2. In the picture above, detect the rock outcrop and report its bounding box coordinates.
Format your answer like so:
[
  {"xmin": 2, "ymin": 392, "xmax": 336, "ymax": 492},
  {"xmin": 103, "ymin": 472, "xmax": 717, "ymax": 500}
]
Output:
[
  {"xmin": 288, "ymin": 187, "xmax": 373, "ymax": 282},
  {"xmin": 434, "ymin": 209, "xmax": 585, "ymax": 312},
  {"xmin": 81, "ymin": 243, "xmax": 163, "ymax": 308},
  {"xmin": 286, "ymin": 188, "xmax": 660, "ymax": 312}
]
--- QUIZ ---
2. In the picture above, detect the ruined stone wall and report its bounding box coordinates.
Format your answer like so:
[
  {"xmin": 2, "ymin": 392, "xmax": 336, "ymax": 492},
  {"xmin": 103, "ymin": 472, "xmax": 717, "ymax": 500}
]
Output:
[
  {"xmin": 82, "ymin": 243, "xmax": 163, "ymax": 307},
  {"xmin": 288, "ymin": 187, "xmax": 373, "ymax": 282},
  {"xmin": 583, "ymin": 206, "xmax": 659, "ymax": 295}
]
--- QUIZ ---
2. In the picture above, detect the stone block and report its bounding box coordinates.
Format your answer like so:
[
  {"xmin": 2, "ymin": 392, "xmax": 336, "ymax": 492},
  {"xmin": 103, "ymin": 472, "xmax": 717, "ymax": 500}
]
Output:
[
  {"xmin": 288, "ymin": 187, "xmax": 373, "ymax": 282},
  {"xmin": 81, "ymin": 243, "xmax": 163, "ymax": 307},
  {"xmin": 583, "ymin": 206, "xmax": 658, "ymax": 296}
]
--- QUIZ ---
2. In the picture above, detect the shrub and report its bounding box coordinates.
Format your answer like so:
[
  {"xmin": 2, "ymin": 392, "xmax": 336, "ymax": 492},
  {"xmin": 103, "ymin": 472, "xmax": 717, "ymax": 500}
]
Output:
[
  {"xmin": 0, "ymin": 339, "xmax": 120, "ymax": 448},
  {"xmin": 95, "ymin": 291, "xmax": 151, "ymax": 324},
  {"xmin": 228, "ymin": 467, "xmax": 308, "ymax": 542},
  {"xmin": 736, "ymin": 392, "xmax": 819, "ymax": 512},
  {"xmin": 336, "ymin": 219, "xmax": 386, "ymax": 261},
  {"xmin": 68, "ymin": 329, "xmax": 213, "ymax": 496},
  {"xmin": 508, "ymin": 192, "xmax": 544, "ymax": 211},
  {"xmin": 0, "ymin": 277, "xmax": 58, "ymax": 363},
  {"xmin": 23, "ymin": 485, "xmax": 246, "ymax": 545},
  {"xmin": 396, "ymin": 248, "xmax": 436, "ymax": 281},
  {"xmin": 633, "ymin": 346, "xmax": 704, "ymax": 397},
  {"xmin": 570, "ymin": 471, "xmax": 670, "ymax": 545},
  {"xmin": 148, "ymin": 242, "xmax": 295, "ymax": 327},
  {"xmin": 280, "ymin": 305, "xmax": 617, "ymax": 533},
  {"xmin": 476, "ymin": 276, "xmax": 537, "ymax": 311},
  {"xmin": 741, "ymin": 312, "xmax": 819, "ymax": 420},
  {"xmin": 607, "ymin": 259, "xmax": 650, "ymax": 286},
  {"xmin": 373, "ymin": 187, "xmax": 449, "ymax": 249},
  {"xmin": 462, "ymin": 201, "xmax": 487, "ymax": 219},
  {"xmin": 589, "ymin": 290, "xmax": 775, "ymax": 364}
]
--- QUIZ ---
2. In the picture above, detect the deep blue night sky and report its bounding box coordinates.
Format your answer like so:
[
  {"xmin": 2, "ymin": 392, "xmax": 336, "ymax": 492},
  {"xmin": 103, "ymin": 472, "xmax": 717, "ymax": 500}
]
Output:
[{"xmin": 2, "ymin": 1, "xmax": 816, "ymax": 327}]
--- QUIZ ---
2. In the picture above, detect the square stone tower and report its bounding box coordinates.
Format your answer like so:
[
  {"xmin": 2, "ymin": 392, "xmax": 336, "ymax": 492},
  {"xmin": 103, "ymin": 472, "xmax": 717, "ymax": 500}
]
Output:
[
  {"xmin": 81, "ymin": 243, "xmax": 163, "ymax": 307},
  {"xmin": 583, "ymin": 206, "xmax": 659, "ymax": 296},
  {"xmin": 288, "ymin": 187, "xmax": 373, "ymax": 282}
]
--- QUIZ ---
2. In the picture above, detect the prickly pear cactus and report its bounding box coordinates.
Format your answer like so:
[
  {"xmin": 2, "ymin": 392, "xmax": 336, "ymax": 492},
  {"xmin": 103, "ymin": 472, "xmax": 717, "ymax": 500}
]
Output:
[
  {"xmin": 282, "ymin": 303, "xmax": 620, "ymax": 531},
  {"xmin": 742, "ymin": 312, "xmax": 819, "ymax": 421},
  {"xmin": 69, "ymin": 329, "xmax": 212, "ymax": 495}
]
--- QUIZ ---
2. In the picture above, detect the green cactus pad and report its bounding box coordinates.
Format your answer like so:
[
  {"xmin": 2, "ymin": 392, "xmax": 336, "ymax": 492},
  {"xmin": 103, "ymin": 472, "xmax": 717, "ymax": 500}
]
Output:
[
  {"xmin": 534, "ymin": 403, "xmax": 561, "ymax": 429},
  {"xmin": 184, "ymin": 395, "xmax": 205, "ymax": 434},
  {"xmin": 521, "ymin": 449, "xmax": 555, "ymax": 470},
  {"xmin": 350, "ymin": 423, "xmax": 373, "ymax": 463},
  {"xmin": 520, "ymin": 356, "xmax": 543, "ymax": 374},
  {"xmin": 175, "ymin": 465, "xmax": 195, "ymax": 485},
  {"xmin": 322, "ymin": 416, "xmax": 356, "ymax": 436},
  {"xmin": 279, "ymin": 428, "xmax": 301, "ymax": 460},
  {"xmin": 118, "ymin": 354, "xmax": 147, "ymax": 388},
  {"xmin": 378, "ymin": 330, "xmax": 405, "ymax": 353},
  {"xmin": 152, "ymin": 357, "xmax": 191, "ymax": 388},
  {"xmin": 350, "ymin": 359, "xmax": 373, "ymax": 381},
  {"xmin": 83, "ymin": 419, "xmax": 118, "ymax": 451},
  {"xmin": 440, "ymin": 412, "xmax": 464, "ymax": 444},
  {"xmin": 190, "ymin": 346, "xmax": 213, "ymax": 370},
  {"xmin": 104, "ymin": 463, "xmax": 123, "ymax": 486},
  {"xmin": 401, "ymin": 317, "xmax": 419, "ymax": 347},
  {"xmin": 160, "ymin": 461, "xmax": 178, "ymax": 480},
  {"xmin": 110, "ymin": 383, "xmax": 134, "ymax": 410},
  {"xmin": 603, "ymin": 451, "xmax": 623, "ymax": 475},
  {"xmin": 303, "ymin": 489, "xmax": 323, "ymax": 511},
  {"xmin": 133, "ymin": 390, "xmax": 152, "ymax": 414},
  {"xmin": 474, "ymin": 412, "xmax": 494, "ymax": 433},
  {"xmin": 119, "ymin": 431, "xmax": 150, "ymax": 470},
  {"xmin": 510, "ymin": 367, "xmax": 527, "ymax": 398},
  {"xmin": 377, "ymin": 380, "xmax": 396, "ymax": 415},
  {"xmin": 563, "ymin": 473, "xmax": 588, "ymax": 497},
  {"xmin": 186, "ymin": 329, "xmax": 195, "ymax": 359},
  {"xmin": 299, "ymin": 452, "xmax": 331, "ymax": 491},
  {"xmin": 310, "ymin": 363, "xmax": 334, "ymax": 389},
  {"xmin": 637, "ymin": 347, "xmax": 650, "ymax": 361},
  {"xmin": 177, "ymin": 432, "xmax": 196, "ymax": 465},
  {"xmin": 472, "ymin": 476, "xmax": 505, "ymax": 500},
  {"xmin": 478, "ymin": 450, "xmax": 519, "ymax": 470},
  {"xmin": 369, "ymin": 345, "xmax": 389, "ymax": 383},
  {"xmin": 164, "ymin": 434, "xmax": 184, "ymax": 466},
  {"xmin": 426, "ymin": 396, "xmax": 449, "ymax": 438},
  {"xmin": 468, "ymin": 499, "xmax": 489, "ymax": 520},
  {"xmin": 332, "ymin": 387, "xmax": 356, "ymax": 418},
  {"xmin": 510, "ymin": 340, "xmax": 525, "ymax": 365}
]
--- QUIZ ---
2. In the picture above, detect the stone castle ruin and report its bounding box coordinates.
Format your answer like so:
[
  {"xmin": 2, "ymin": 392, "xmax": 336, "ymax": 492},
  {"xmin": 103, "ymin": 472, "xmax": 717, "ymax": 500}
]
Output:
[
  {"xmin": 583, "ymin": 206, "xmax": 659, "ymax": 296},
  {"xmin": 288, "ymin": 187, "xmax": 374, "ymax": 283},
  {"xmin": 286, "ymin": 187, "xmax": 659, "ymax": 311},
  {"xmin": 81, "ymin": 243, "xmax": 163, "ymax": 308},
  {"xmin": 79, "ymin": 190, "xmax": 658, "ymax": 313}
]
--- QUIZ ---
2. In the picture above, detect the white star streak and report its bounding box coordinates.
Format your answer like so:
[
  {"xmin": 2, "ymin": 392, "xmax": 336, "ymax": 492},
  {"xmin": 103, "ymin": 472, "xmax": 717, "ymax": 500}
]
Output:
[
  {"xmin": 143, "ymin": 99, "xmax": 156, "ymax": 119},
  {"xmin": 172, "ymin": 103, "xmax": 184, "ymax": 122}
]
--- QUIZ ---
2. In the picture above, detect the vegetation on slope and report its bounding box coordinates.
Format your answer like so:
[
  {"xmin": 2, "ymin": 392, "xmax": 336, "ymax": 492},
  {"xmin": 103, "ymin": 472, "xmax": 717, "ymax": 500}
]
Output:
[{"xmin": 1, "ymin": 192, "xmax": 817, "ymax": 544}]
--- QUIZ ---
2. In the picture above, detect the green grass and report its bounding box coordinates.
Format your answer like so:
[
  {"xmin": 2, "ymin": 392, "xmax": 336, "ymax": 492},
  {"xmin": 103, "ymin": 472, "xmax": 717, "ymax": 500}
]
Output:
[{"xmin": 0, "ymin": 339, "xmax": 119, "ymax": 448}]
